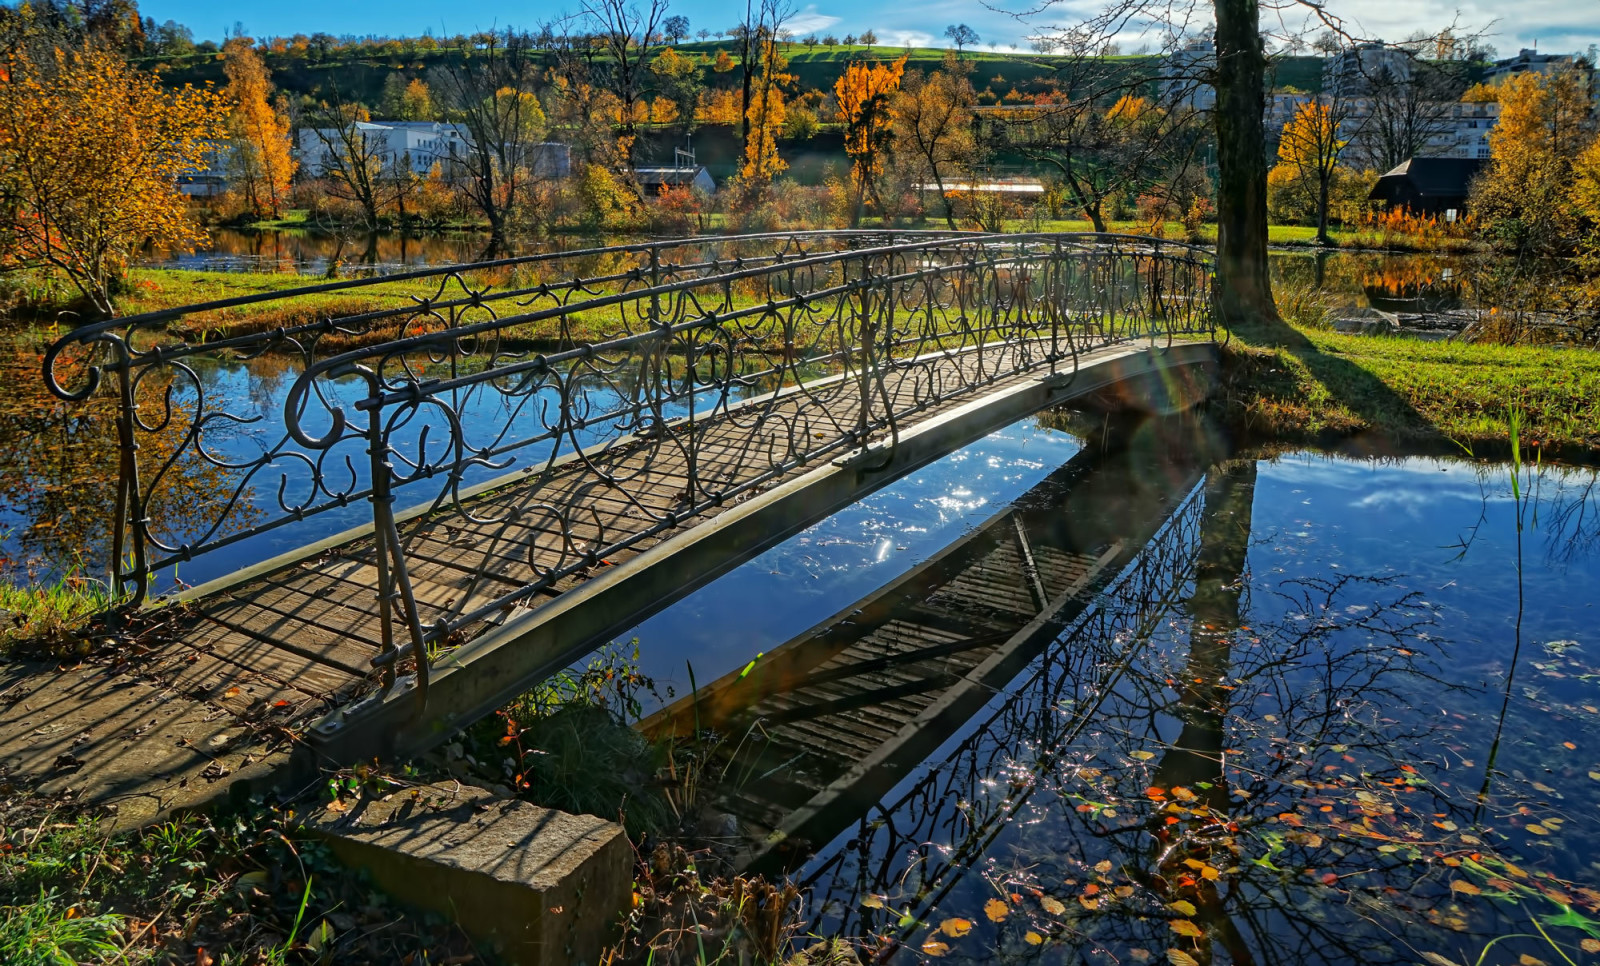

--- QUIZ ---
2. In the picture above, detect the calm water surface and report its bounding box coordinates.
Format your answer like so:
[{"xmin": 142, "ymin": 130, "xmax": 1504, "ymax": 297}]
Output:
[
  {"xmin": 146, "ymin": 229, "xmax": 1466, "ymax": 321},
  {"xmin": 622, "ymin": 423, "xmax": 1600, "ymax": 965}
]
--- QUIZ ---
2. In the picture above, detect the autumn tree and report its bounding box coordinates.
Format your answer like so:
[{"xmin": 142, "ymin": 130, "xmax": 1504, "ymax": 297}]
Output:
[
  {"xmin": 1471, "ymin": 67, "xmax": 1596, "ymax": 253},
  {"xmin": 737, "ymin": 39, "xmax": 793, "ymax": 193},
  {"xmin": 737, "ymin": 0, "xmax": 794, "ymax": 163},
  {"xmin": 650, "ymin": 47, "xmax": 704, "ymax": 131},
  {"xmin": 1004, "ymin": 91, "xmax": 1194, "ymax": 234},
  {"xmin": 223, "ymin": 37, "xmax": 295, "ymax": 218},
  {"xmin": 432, "ymin": 30, "xmax": 546, "ymax": 245},
  {"xmin": 585, "ymin": 0, "xmax": 668, "ymax": 167},
  {"xmin": 891, "ymin": 53, "xmax": 977, "ymax": 229},
  {"xmin": 835, "ymin": 54, "xmax": 906, "ymax": 224},
  {"xmin": 0, "ymin": 44, "xmax": 227, "ymax": 314},
  {"xmin": 1271, "ymin": 99, "xmax": 1349, "ymax": 244},
  {"xmin": 304, "ymin": 95, "xmax": 401, "ymax": 229},
  {"xmin": 380, "ymin": 74, "xmax": 435, "ymax": 120}
]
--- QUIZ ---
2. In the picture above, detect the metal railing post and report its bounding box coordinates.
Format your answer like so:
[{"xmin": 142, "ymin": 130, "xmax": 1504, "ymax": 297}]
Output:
[
  {"xmin": 108, "ymin": 343, "xmax": 149, "ymax": 607},
  {"xmin": 359, "ymin": 375, "xmax": 430, "ymax": 707}
]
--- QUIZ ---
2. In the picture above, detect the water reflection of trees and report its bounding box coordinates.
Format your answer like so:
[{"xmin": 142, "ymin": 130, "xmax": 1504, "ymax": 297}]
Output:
[
  {"xmin": 0, "ymin": 340, "xmax": 265, "ymax": 585},
  {"xmin": 791, "ymin": 457, "xmax": 1600, "ymax": 966}
]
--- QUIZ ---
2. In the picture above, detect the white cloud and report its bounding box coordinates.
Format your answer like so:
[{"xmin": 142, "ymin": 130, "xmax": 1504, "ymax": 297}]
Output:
[
  {"xmin": 879, "ymin": 28, "xmax": 935, "ymax": 48},
  {"xmin": 787, "ymin": 6, "xmax": 841, "ymax": 36}
]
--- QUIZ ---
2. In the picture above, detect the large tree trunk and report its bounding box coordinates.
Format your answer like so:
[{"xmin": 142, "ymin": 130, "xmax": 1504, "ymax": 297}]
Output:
[{"xmin": 1212, "ymin": 0, "xmax": 1280, "ymax": 327}]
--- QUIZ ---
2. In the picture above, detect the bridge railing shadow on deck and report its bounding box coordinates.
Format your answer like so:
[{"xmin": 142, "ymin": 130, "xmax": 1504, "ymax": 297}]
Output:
[{"xmin": 44, "ymin": 231, "xmax": 1215, "ymax": 708}]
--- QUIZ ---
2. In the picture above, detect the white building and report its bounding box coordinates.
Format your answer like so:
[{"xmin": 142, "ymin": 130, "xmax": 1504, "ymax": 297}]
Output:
[
  {"xmin": 1323, "ymin": 44, "xmax": 1415, "ymax": 99},
  {"xmin": 1485, "ymin": 48, "xmax": 1579, "ymax": 82},
  {"xmin": 296, "ymin": 122, "xmax": 571, "ymax": 180},
  {"xmin": 1159, "ymin": 40, "xmax": 1216, "ymax": 112}
]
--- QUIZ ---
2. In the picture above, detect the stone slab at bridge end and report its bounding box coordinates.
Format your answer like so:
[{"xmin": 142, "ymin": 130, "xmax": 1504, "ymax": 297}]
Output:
[{"xmin": 306, "ymin": 782, "xmax": 632, "ymax": 966}]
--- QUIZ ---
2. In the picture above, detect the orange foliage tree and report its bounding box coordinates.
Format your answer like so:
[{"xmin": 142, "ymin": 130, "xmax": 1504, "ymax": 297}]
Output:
[
  {"xmin": 223, "ymin": 38, "xmax": 296, "ymax": 218},
  {"xmin": 0, "ymin": 45, "xmax": 227, "ymax": 315},
  {"xmin": 834, "ymin": 54, "xmax": 907, "ymax": 225},
  {"xmin": 1470, "ymin": 68, "xmax": 1597, "ymax": 254},
  {"xmin": 1271, "ymin": 99, "xmax": 1348, "ymax": 244}
]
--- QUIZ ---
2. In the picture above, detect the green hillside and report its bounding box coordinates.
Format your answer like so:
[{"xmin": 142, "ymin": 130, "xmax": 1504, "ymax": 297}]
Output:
[{"xmin": 145, "ymin": 43, "xmax": 1330, "ymax": 113}]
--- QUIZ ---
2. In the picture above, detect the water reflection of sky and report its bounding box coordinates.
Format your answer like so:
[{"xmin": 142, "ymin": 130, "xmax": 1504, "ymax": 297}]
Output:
[
  {"xmin": 642, "ymin": 436, "xmax": 1600, "ymax": 965},
  {"xmin": 617, "ymin": 423, "xmax": 1080, "ymax": 703}
]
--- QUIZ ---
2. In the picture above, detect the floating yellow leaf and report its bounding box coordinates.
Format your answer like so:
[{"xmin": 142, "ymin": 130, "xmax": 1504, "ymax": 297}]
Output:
[
  {"xmin": 984, "ymin": 898, "xmax": 1008, "ymax": 922},
  {"xmin": 1079, "ymin": 895, "xmax": 1101, "ymax": 911},
  {"xmin": 1199, "ymin": 865, "xmax": 1220, "ymax": 881},
  {"xmin": 1129, "ymin": 949, "xmax": 1151, "ymax": 962},
  {"xmin": 1589, "ymin": 771, "xmax": 1600, "ymax": 781},
  {"xmin": 1130, "ymin": 750, "xmax": 1156, "ymax": 761},
  {"xmin": 1170, "ymin": 920, "xmax": 1203, "ymax": 938},
  {"xmin": 1168, "ymin": 948, "xmax": 1201, "ymax": 966},
  {"xmin": 1094, "ymin": 860, "xmax": 1113, "ymax": 874},
  {"xmin": 1580, "ymin": 938, "xmax": 1600, "ymax": 953},
  {"xmin": 1115, "ymin": 885, "xmax": 1136, "ymax": 898},
  {"xmin": 1024, "ymin": 931, "xmax": 1044, "ymax": 946},
  {"xmin": 1526, "ymin": 824, "xmax": 1549, "ymax": 836},
  {"xmin": 861, "ymin": 894, "xmax": 886, "ymax": 909},
  {"xmin": 939, "ymin": 918, "xmax": 972, "ymax": 938},
  {"xmin": 921, "ymin": 939, "xmax": 949, "ymax": 957},
  {"xmin": 1519, "ymin": 955, "xmax": 1547, "ymax": 965},
  {"xmin": 1169, "ymin": 900, "xmax": 1197, "ymax": 917},
  {"xmin": 1040, "ymin": 897, "xmax": 1066, "ymax": 916},
  {"xmin": 1450, "ymin": 880, "xmax": 1482, "ymax": 896}
]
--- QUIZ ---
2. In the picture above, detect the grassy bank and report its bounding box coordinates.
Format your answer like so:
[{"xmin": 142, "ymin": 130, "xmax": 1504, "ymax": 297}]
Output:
[
  {"xmin": 0, "ymin": 803, "xmax": 487, "ymax": 965},
  {"xmin": 1215, "ymin": 318, "xmax": 1600, "ymax": 456},
  {"xmin": 1002, "ymin": 218, "xmax": 1476, "ymax": 252}
]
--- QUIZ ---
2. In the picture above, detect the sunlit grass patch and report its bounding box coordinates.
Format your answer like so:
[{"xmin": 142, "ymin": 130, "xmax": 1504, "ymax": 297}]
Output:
[
  {"xmin": 0, "ymin": 572, "xmax": 113, "ymax": 655},
  {"xmin": 1217, "ymin": 318, "xmax": 1600, "ymax": 454}
]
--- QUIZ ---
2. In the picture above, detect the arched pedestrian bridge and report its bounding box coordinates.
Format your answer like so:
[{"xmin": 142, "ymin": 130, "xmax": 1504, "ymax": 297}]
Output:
[{"xmin": 42, "ymin": 231, "xmax": 1217, "ymax": 769}]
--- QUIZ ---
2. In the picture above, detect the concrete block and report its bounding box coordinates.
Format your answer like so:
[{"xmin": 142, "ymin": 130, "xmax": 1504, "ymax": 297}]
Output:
[{"xmin": 309, "ymin": 782, "xmax": 632, "ymax": 966}]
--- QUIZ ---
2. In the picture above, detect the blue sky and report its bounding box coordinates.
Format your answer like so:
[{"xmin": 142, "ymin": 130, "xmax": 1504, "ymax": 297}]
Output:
[{"xmin": 137, "ymin": 0, "xmax": 1595, "ymax": 60}]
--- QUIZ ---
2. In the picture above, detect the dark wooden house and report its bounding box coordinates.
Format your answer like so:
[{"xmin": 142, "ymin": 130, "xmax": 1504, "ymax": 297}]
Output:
[{"xmin": 1368, "ymin": 157, "xmax": 1485, "ymax": 217}]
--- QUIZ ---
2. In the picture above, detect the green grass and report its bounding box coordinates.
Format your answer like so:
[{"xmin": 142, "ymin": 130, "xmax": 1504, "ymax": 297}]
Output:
[
  {"xmin": 0, "ymin": 569, "xmax": 113, "ymax": 656},
  {"xmin": 1217, "ymin": 314, "xmax": 1600, "ymax": 456},
  {"xmin": 1003, "ymin": 219, "xmax": 1474, "ymax": 251},
  {"xmin": 0, "ymin": 806, "xmax": 485, "ymax": 964}
]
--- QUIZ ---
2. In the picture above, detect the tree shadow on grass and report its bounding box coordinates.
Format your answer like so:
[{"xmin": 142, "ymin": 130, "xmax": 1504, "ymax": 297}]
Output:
[{"xmin": 1224, "ymin": 317, "xmax": 1442, "ymax": 447}]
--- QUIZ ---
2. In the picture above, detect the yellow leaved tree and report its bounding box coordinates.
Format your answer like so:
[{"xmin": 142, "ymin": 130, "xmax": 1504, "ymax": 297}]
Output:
[
  {"xmin": 834, "ymin": 54, "xmax": 907, "ymax": 225},
  {"xmin": 1270, "ymin": 99, "xmax": 1348, "ymax": 244},
  {"xmin": 0, "ymin": 45, "xmax": 228, "ymax": 315},
  {"xmin": 1470, "ymin": 67, "xmax": 1596, "ymax": 254},
  {"xmin": 222, "ymin": 38, "xmax": 296, "ymax": 219}
]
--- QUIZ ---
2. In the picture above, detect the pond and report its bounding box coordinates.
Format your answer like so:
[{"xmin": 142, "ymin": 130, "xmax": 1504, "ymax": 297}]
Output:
[
  {"xmin": 148, "ymin": 229, "xmax": 1471, "ymax": 319},
  {"xmin": 610, "ymin": 413, "xmax": 1600, "ymax": 965}
]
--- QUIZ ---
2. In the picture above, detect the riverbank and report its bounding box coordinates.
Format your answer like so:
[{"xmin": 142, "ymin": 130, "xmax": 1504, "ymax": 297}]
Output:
[{"xmin": 1214, "ymin": 317, "xmax": 1600, "ymax": 458}]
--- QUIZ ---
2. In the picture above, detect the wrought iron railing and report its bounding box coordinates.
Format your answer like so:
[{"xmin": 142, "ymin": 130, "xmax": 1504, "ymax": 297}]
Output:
[{"xmin": 44, "ymin": 231, "xmax": 1214, "ymax": 699}]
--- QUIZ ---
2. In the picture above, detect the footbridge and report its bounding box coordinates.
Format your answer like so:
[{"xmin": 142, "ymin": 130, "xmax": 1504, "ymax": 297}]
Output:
[{"xmin": 42, "ymin": 230, "xmax": 1217, "ymax": 769}]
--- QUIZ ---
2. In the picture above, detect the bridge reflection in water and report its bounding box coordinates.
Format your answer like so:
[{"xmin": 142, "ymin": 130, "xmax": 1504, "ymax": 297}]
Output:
[{"xmin": 641, "ymin": 416, "xmax": 1217, "ymax": 882}]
